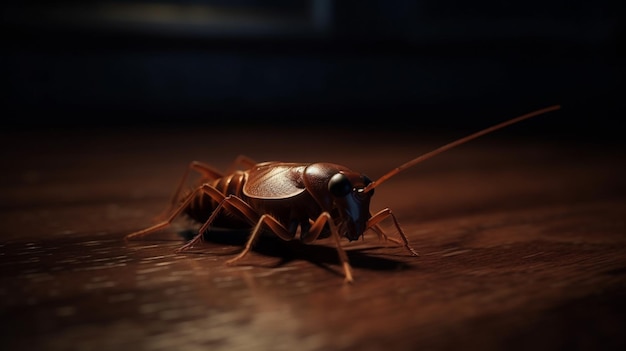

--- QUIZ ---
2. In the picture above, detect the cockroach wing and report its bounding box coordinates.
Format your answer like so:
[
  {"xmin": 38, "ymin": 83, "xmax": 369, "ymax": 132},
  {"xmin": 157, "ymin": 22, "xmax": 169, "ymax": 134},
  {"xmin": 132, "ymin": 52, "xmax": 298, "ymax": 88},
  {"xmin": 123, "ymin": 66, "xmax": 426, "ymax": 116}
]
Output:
[{"xmin": 243, "ymin": 162, "xmax": 308, "ymax": 199}]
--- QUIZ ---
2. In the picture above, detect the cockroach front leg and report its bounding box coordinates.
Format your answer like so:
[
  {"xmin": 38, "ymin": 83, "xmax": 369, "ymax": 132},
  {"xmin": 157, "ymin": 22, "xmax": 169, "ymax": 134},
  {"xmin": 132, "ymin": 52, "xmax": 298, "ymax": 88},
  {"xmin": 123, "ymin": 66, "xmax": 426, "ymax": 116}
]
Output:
[
  {"xmin": 367, "ymin": 208, "xmax": 419, "ymax": 256},
  {"xmin": 369, "ymin": 224, "xmax": 404, "ymax": 246}
]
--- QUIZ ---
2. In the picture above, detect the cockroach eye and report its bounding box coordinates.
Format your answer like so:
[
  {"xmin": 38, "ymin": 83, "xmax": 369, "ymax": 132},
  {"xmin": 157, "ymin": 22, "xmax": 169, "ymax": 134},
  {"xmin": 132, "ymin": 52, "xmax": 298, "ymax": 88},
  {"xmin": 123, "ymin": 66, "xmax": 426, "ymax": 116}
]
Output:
[
  {"xmin": 328, "ymin": 173, "xmax": 352, "ymax": 197},
  {"xmin": 362, "ymin": 175, "xmax": 374, "ymax": 195}
]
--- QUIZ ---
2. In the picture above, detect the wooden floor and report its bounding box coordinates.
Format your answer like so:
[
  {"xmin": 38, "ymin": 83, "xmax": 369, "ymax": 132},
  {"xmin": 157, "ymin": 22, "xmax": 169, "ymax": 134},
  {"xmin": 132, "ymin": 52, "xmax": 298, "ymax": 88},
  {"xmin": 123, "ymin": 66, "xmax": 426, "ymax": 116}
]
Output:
[{"xmin": 1, "ymin": 124, "xmax": 624, "ymax": 351}]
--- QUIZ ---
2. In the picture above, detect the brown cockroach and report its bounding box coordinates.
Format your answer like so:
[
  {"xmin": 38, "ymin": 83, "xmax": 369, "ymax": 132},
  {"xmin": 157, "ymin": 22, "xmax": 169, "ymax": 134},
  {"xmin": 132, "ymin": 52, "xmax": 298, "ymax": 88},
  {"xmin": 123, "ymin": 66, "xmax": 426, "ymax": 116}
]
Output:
[{"xmin": 126, "ymin": 105, "xmax": 561, "ymax": 283}]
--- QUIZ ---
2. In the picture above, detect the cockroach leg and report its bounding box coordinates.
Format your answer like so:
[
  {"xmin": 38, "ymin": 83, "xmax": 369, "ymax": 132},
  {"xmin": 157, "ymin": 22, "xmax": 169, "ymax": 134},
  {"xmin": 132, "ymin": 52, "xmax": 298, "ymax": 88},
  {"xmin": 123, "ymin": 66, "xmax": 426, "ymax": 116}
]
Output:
[
  {"xmin": 153, "ymin": 161, "xmax": 224, "ymax": 221},
  {"xmin": 368, "ymin": 209, "xmax": 419, "ymax": 256},
  {"xmin": 176, "ymin": 193, "xmax": 264, "ymax": 253},
  {"xmin": 306, "ymin": 212, "xmax": 354, "ymax": 283},
  {"xmin": 369, "ymin": 224, "xmax": 404, "ymax": 246},
  {"xmin": 224, "ymin": 213, "xmax": 296, "ymax": 265}
]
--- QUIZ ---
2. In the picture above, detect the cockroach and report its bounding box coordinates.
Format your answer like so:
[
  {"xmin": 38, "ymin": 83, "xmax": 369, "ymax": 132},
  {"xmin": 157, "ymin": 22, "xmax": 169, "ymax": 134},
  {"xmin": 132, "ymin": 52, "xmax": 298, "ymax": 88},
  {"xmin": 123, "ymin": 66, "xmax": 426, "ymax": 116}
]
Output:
[{"xmin": 126, "ymin": 105, "xmax": 561, "ymax": 283}]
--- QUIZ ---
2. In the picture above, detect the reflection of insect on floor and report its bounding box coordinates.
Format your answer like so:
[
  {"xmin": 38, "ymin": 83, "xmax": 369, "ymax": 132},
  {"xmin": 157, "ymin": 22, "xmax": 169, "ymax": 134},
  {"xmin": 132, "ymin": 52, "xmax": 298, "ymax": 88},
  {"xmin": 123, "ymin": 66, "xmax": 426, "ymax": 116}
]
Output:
[{"xmin": 126, "ymin": 105, "xmax": 561, "ymax": 283}]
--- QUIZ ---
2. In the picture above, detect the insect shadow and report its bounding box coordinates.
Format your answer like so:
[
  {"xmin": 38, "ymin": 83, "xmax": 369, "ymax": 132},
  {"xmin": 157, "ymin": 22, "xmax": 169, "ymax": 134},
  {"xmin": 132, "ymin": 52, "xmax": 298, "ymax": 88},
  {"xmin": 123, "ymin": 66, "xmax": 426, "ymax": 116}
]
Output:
[{"xmin": 179, "ymin": 228, "xmax": 413, "ymax": 277}]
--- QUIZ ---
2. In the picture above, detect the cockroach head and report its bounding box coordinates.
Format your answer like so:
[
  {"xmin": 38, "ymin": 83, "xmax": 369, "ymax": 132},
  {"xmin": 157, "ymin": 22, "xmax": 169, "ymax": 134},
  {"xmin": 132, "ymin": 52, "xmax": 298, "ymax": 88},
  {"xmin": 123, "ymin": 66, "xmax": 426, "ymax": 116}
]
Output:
[{"xmin": 328, "ymin": 171, "xmax": 374, "ymax": 241}]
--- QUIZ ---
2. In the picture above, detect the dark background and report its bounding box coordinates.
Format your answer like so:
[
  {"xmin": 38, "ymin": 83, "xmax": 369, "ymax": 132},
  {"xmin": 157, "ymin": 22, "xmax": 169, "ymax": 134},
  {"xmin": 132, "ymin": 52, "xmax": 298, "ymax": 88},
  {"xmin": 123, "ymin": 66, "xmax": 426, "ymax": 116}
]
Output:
[
  {"xmin": 1, "ymin": 3, "xmax": 625, "ymax": 350},
  {"xmin": 2, "ymin": 0, "xmax": 624, "ymax": 139}
]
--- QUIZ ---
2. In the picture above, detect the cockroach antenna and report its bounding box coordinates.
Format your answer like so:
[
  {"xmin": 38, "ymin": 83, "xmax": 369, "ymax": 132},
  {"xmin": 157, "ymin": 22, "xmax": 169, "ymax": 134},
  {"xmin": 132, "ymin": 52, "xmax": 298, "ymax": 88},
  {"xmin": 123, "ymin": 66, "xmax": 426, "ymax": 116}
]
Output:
[{"xmin": 363, "ymin": 105, "xmax": 561, "ymax": 193}]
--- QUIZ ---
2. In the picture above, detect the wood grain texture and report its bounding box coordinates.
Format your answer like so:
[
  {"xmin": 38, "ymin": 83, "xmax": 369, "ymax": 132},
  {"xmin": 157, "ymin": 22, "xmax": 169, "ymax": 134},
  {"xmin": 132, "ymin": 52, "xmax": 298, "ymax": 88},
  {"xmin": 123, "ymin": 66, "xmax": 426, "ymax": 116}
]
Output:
[{"xmin": 1, "ymin": 126, "xmax": 624, "ymax": 351}]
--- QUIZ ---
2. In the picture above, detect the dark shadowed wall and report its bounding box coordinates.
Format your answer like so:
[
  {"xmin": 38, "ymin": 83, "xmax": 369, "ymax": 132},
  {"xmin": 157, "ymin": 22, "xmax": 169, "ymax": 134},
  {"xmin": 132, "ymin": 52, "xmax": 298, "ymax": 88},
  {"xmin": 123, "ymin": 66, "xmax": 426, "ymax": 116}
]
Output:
[{"xmin": 2, "ymin": 1, "xmax": 623, "ymax": 140}]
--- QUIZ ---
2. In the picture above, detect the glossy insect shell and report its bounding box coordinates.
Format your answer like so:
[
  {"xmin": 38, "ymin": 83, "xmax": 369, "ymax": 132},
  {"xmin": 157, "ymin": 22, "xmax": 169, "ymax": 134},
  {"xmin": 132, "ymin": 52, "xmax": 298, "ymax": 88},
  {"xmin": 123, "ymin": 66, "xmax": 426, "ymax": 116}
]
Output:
[{"xmin": 241, "ymin": 162, "xmax": 374, "ymax": 241}]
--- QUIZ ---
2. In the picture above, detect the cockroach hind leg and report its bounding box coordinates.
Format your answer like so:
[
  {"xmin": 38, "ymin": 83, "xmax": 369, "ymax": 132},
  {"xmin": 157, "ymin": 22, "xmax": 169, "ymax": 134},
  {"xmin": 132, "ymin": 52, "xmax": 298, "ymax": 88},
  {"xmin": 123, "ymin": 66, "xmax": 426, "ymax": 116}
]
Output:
[
  {"xmin": 125, "ymin": 222, "xmax": 169, "ymax": 241},
  {"xmin": 174, "ymin": 234, "xmax": 204, "ymax": 253},
  {"xmin": 407, "ymin": 246, "xmax": 419, "ymax": 257}
]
